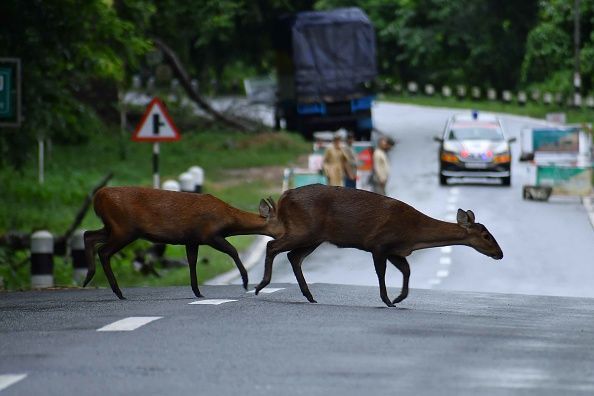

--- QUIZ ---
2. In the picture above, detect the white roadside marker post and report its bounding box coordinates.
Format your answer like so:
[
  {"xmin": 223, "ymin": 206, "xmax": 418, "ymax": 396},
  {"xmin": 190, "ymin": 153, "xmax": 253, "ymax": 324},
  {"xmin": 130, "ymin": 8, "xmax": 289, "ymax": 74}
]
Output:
[
  {"xmin": 71, "ymin": 229, "xmax": 87, "ymax": 284},
  {"xmin": 31, "ymin": 230, "xmax": 53, "ymax": 288}
]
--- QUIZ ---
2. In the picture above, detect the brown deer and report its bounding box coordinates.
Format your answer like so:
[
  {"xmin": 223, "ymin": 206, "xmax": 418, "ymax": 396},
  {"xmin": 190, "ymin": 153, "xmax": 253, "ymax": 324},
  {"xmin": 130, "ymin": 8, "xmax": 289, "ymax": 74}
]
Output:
[
  {"xmin": 254, "ymin": 184, "xmax": 503, "ymax": 307},
  {"xmin": 83, "ymin": 187, "xmax": 281, "ymax": 299}
]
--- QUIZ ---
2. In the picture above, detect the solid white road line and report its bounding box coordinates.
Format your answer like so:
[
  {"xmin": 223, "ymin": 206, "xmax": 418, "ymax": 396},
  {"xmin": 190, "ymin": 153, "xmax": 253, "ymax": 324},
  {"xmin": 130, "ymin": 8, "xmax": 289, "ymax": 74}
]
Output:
[
  {"xmin": 97, "ymin": 317, "xmax": 162, "ymax": 332},
  {"xmin": 439, "ymin": 256, "xmax": 452, "ymax": 265},
  {"xmin": 246, "ymin": 287, "xmax": 284, "ymax": 294},
  {"xmin": 441, "ymin": 246, "xmax": 452, "ymax": 254},
  {"xmin": 436, "ymin": 270, "xmax": 449, "ymax": 278},
  {"xmin": 188, "ymin": 299, "xmax": 237, "ymax": 305},
  {"xmin": 0, "ymin": 374, "xmax": 27, "ymax": 392}
]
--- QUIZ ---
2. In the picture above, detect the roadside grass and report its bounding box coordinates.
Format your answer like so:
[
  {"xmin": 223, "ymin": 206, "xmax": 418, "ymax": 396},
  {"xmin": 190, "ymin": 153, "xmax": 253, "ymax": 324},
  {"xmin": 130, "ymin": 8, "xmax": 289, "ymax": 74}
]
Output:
[
  {"xmin": 381, "ymin": 94, "xmax": 594, "ymax": 124},
  {"xmin": 0, "ymin": 129, "xmax": 310, "ymax": 291}
]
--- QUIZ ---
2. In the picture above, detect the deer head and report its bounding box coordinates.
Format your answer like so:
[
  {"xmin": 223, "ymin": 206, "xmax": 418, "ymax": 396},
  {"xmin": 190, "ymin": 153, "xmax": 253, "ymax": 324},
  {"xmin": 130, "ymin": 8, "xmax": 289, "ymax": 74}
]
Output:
[{"xmin": 457, "ymin": 209, "xmax": 503, "ymax": 260}]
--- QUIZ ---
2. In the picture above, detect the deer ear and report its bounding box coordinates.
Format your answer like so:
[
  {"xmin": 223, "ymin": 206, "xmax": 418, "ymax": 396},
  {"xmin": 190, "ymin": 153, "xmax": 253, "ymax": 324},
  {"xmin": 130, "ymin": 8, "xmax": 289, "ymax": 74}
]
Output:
[
  {"xmin": 457, "ymin": 209, "xmax": 471, "ymax": 227},
  {"xmin": 466, "ymin": 210, "xmax": 476, "ymax": 223},
  {"xmin": 259, "ymin": 199, "xmax": 271, "ymax": 218},
  {"xmin": 266, "ymin": 196, "xmax": 277, "ymax": 212}
]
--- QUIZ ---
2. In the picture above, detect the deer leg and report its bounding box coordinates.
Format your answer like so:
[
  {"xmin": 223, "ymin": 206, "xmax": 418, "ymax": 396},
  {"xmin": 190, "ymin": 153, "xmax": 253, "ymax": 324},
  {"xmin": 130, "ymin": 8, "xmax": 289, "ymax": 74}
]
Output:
[
  {"xmin": 372, "ymin": 252, "xmax": 395, "ymax": 307},
  {"xmin": 82, "ymin": 228, "xmax": 108, "ymax": 287},
  {"xmin": 389, "ymin": 255, "xmax": 410, "ymax": 304},
  {"xmin": 255, "ymin": 239, "xmax": 291, "ymax": 295},
  {"xmin": 97, "ymin": 236, "xmax": 132, "ymax": 300},
  {"xmin": 287, "ymin": 244, "xmax": 320, "ymax": 303},
  {"xmin": 186, "ymin": 244, "xmax": 202, "ymax": 298},
  {"xmin": 208, "ymin": 236, "xmax": 248, "ymax": 290}
]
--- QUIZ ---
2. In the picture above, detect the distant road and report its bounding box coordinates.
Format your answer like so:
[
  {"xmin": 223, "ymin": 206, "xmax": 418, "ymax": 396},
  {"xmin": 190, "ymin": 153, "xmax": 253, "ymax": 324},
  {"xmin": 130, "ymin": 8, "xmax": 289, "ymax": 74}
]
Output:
[
  {"xmin": 2, "ymin": 285, "xmax": 594, "ymax": 395},
  {"xmin": 245, "ymin": 102, "xmax": 594, "ymax": 299}
]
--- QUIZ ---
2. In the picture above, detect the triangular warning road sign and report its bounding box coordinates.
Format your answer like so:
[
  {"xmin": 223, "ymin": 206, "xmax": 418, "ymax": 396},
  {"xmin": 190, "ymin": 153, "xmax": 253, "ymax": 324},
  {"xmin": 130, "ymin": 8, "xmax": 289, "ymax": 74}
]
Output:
[{"xmin": 132, "ymin": 97, "xmax": 181, "ymax": 142}]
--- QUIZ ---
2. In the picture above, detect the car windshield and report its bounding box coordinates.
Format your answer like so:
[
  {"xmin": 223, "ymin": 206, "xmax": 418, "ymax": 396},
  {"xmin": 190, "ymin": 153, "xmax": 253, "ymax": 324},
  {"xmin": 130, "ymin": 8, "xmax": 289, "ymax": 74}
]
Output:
[{"xmin": 447, "ymin": 127, "xmax": 504, "ymax": 141}]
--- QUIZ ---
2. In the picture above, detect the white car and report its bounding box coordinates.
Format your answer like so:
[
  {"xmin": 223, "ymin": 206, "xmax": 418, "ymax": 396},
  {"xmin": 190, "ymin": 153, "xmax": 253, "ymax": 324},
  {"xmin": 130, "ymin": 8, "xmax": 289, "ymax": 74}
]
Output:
[{"xmin": 434, "ymin": 112, "xmax": 516, "ymax": 185}]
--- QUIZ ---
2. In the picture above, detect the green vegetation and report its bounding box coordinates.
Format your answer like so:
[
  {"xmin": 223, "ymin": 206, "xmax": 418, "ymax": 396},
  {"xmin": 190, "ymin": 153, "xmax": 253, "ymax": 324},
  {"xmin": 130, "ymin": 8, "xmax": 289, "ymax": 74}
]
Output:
[
  {"xmin": 382, "ymin": 94, "xmax": 594, "ymax": 124},
  {"xmin": 3, "ymin": 0, "xmax": 594, "ymax": 171},
  {"xmin": 0, "ymin": 129, "xmax": 309, "ymax": 291},
  {"xmin": 3, "ymin": 0, "xmax": 594, "ymax": 291}
]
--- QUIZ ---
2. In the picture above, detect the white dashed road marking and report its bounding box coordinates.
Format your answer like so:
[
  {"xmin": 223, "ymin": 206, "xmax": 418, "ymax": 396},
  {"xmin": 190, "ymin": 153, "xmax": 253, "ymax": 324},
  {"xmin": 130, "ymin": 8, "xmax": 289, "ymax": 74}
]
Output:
[
  {"xmin": 0, "ymin": 374, "xmax": 27, "ymax": 392},
  {"xmin": 246, "ymin": 288, "xmax": 284, "ymax": 294},
  {"xmin": 97, "ymin": 317, "xmax": 162, "ymax": 332},
  {"xmin": 439, "ymin": 256, "xmax": 452, "ymax": 265},
  {"xmin": 430, "ymin": 188, "xmax": 461, "ymax": 288},
  {"xmin": 189, "ymin": 299, "xmax": 237, "ymax": 305},
  {"xmin": 428, "ymin": 279, "xmax": 441, "ymax": 286}
]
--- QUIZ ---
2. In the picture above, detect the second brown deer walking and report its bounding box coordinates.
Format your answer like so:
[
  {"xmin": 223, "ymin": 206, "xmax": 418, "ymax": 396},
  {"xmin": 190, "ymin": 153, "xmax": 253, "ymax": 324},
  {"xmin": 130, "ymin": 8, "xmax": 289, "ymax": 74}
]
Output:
[
  {"xmin": 84, "ymin": 187, "xmax": 281, "ymax": 299},
  {"xmin": 254, "ymin": 184, "xmax": 503, "ymax": 307}
]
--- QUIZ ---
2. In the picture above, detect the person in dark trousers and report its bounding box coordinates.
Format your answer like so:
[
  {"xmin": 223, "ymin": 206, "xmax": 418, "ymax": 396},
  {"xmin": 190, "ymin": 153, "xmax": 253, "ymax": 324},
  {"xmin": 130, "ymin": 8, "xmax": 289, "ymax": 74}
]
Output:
[{"xmin": 343, "ymin": 132, "xmax": 358, "ymax": 188}]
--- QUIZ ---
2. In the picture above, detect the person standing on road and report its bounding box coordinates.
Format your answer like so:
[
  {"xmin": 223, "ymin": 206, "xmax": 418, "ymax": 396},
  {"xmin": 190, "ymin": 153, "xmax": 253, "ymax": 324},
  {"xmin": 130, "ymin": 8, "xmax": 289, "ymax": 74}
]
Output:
[
  {"xmin": 323, "ymin": 133, "xmax": 348, "ymax": 186},
  {"xmin": 372, "ymin": 137, "xmax": 392, "ymax": 195},
  {"xmin": 343, "ymin": 132, "xmax": 358, "ymax": 188}
]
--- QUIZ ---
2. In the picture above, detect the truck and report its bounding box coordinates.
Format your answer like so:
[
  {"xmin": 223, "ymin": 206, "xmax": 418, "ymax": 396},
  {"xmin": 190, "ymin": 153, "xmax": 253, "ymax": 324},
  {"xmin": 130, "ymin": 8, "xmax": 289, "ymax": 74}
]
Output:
[{"xmin": 273, "ymin": 7, "xmax": 377, "ymax": 140}]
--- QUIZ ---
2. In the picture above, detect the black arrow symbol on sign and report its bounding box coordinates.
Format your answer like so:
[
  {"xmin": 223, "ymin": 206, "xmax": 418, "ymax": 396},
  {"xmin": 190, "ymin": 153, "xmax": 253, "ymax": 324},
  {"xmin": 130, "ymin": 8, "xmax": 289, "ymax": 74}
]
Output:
[{"xmin": 153, "ymin": 113, "xmax": 164, "ymax": 135}]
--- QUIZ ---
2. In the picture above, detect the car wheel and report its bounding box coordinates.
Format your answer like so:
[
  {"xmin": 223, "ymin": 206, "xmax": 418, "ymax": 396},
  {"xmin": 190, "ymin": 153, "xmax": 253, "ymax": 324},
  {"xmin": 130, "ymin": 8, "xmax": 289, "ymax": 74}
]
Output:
[
  {"xmin": 439, "ymin": 173, "xmax": 448, "ymax": 186},
  {"xmin": 501, "ymin": 176, "xmax": 511, "ymax": 186}
]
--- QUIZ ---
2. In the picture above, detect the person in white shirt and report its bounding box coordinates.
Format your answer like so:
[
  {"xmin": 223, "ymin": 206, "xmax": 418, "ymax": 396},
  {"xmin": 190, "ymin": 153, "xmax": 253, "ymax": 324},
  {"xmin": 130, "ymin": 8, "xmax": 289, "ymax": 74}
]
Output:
[{"xmin": 372, "ymin": 137, "xmax": 393, "ymax": 195}]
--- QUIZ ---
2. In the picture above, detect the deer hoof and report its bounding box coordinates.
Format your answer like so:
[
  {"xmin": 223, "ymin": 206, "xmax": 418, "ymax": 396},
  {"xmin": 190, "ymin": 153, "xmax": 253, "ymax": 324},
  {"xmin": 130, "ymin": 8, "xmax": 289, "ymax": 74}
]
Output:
[{"xmin": 392, "ymin": 294, "xmax": 407, "ymax": 304}]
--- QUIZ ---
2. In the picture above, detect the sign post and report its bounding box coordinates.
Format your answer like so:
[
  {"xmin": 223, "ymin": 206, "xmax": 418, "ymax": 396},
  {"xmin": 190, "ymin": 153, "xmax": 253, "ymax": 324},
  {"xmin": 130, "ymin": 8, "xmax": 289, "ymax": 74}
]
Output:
[{"xmin": 132, "ymin": 98, "xmax": 181, "ymax": 188}]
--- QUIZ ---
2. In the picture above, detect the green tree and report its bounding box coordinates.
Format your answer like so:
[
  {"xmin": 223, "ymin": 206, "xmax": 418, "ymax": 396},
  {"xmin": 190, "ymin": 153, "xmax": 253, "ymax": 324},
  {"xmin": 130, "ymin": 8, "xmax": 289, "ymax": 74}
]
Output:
[
  {"xmin": 0, "ymin": 0, "xmax": 153, "ymax": 169},
  {"xmin": 148, "ymin": 0, "xmax": 315, "ymax": 92},
  {"xmin": 317, "ymin": 0, "xmax": 538, "ymax": 90},
  {"xmin": 521, "ymin": 0, "xmax": 594, "ymax": 95}
]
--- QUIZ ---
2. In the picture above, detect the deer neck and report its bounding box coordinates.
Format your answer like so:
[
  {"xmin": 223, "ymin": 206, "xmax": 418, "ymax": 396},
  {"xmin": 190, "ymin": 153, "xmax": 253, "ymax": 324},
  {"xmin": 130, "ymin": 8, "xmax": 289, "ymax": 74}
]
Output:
[
  {"xmin": 227, "ymin": 210, "xmax": 274, "ymax": 237},
  {"xmin": 410, "ymin": 218, "xmax": 470, "ymax": 252}
]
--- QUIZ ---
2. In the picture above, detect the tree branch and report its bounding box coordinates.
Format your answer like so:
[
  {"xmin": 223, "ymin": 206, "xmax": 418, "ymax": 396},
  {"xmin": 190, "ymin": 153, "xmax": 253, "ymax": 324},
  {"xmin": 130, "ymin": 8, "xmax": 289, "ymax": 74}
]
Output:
[
  {"xmin": 54, "ymin": 172, "xmax": 114, "ymax": 252},
  {"xmin": 153, "ymin": 38, "xmax": 258, "ymax": 132}
]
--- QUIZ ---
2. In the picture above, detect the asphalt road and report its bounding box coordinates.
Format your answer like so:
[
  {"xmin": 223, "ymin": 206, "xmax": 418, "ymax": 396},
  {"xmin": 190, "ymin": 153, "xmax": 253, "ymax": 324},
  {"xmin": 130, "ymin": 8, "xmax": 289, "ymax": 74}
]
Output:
[
  {"xmin": 2, "ymin": 285, "xmax": 594, "ymax": 396},
  {"xmin": 3, "ymin": 101, "xmax": 593, "ymax": 395},
  {"xmin": 245, "ymin": 102, "xmax": 594, "ymax": 298}
]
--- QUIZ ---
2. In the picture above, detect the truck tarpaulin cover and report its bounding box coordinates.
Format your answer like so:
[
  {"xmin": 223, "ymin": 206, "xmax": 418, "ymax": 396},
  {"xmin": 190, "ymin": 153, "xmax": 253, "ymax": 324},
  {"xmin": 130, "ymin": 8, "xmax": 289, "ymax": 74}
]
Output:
[{"xmin": 286, "ymin": 8, "xmax": 377, "ymax": 100}]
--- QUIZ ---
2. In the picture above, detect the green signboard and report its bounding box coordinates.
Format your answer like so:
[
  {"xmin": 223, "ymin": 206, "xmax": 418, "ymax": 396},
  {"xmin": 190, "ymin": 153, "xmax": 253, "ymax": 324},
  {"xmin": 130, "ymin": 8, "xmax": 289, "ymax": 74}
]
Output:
[
  {"xmin": 0, "ymin": 68, "xmax": 13, "ymax": 116},
  {"xmin": 0, "ymin": 58, "xmax": 21, "ymax": 127},
  {"xmin": 532, "ymin": 127, "xmax": 579, "ymax": 153},
  {"xmin": 536, "ymin": 165, "xmax": 592, "ymax": 196}
]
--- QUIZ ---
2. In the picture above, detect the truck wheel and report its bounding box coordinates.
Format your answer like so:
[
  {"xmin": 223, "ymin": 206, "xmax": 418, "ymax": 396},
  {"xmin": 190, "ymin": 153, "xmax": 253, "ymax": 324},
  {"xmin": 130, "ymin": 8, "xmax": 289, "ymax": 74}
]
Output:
[
  {"xmin": 301, "ymin": 128, "xmax": 314, "ymax": 141},
  {"xmin": 285, "ymin": 116, "xmax": 297, "ymax": 132},
  {"xmin": 439, "ymin": 173, "xmax": 448, "ymax": 186},
  {"xmin": 355, "ymin": 128, "xmax": 372, "ymax": 141},
  {"xmin": 501, "ymin": 176, "xmax": 511, "ymax": 186}
]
